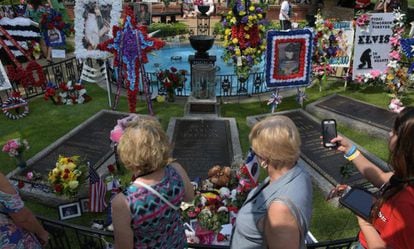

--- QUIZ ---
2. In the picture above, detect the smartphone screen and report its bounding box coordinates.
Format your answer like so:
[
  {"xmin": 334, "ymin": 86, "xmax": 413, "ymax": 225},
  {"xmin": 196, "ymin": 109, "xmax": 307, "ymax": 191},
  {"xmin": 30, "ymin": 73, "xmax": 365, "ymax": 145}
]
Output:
[
  {"xmin": 322, "ymin": 119, "xmax": 337, "ymax": 148},
  {"xmin": 339, "ymin": 188, "xmax": 376, "ymax": 221}
]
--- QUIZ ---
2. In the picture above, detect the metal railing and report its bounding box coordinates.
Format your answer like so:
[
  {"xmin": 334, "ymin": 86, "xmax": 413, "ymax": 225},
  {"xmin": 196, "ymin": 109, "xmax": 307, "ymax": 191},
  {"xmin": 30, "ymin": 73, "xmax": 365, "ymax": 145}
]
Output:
[{"xmin": 34, "ymin": 214, "xmax": 357, "ymax": 249}]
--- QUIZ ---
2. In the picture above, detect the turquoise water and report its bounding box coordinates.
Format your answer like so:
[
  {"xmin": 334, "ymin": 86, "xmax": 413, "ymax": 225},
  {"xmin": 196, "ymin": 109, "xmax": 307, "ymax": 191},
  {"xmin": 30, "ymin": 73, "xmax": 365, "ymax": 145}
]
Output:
[{"xmin": 145, "ymin": 44, "xmax": 263, "ymax": 75}]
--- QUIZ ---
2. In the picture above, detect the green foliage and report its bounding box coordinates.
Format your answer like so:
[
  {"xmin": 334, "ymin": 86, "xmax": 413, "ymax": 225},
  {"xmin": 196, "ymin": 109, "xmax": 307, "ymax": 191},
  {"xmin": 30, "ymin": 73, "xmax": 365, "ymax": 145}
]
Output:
[{"xmin": 148, "ymin": 22, "xmax": 189, "ymax": 38}]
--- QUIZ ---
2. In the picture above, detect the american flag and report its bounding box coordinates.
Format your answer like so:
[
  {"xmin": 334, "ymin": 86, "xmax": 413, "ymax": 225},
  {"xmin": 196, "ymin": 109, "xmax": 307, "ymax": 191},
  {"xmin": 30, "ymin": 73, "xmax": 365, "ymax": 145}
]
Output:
[
  {"xmin": 89, "ymin": 163, "xmax": 107, "ymax": 212},
  {"xmin": 242, "ymin": 148, "xmax": 260, "ymax": 186}
]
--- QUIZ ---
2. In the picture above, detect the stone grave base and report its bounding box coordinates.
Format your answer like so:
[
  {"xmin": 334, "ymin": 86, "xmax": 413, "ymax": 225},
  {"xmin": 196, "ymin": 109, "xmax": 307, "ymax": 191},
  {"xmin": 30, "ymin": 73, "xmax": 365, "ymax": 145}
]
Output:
[
  {"xmin": 167, "ymin": 117, "xmax": 242, "ymax": 180},
  {"xmin": 306, "ymin": 94, "xmax": 396, "ymax": 139},
  {"xmin": 246, "ymin": 109, "xmax": 390, "ymax": 195},
  {"xmin": 7, "ymin": 110, "xmax": 129, "ymax": 207}
]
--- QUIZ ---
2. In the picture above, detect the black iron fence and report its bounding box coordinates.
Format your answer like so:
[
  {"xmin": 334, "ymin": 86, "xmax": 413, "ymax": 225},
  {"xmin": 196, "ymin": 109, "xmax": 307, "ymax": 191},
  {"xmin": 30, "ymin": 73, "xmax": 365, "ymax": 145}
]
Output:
[{"xmin": 35, "ymin": 214, "xmax": 357, "ymax": 249}]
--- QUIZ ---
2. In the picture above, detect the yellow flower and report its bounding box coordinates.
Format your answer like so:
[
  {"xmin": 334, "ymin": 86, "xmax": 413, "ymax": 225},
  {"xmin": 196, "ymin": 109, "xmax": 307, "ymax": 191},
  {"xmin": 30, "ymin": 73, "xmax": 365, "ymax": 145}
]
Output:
[
  {"xmin": 65, "ymin": 162, "xmax": 77, "ymax": 171},
  {"xmin": 239, "ymin": 11, "xmax": 246, "ymax": 16},
  {"xmin": 387, "ymin": 74, "xmax": 395, "ymax": 80},
  {"xmin": 249, "ymin": 6, "xmax": 255, "ymax": 12},
  {"xmin": 68, "ymin": 180, "xmax": 79, "ymax": 190},
  {"xmin": 232, "ymin": 38, "xmax": 239, "ymax": 44},
  {"xmin": 230, "ymin": 17, "xmax": 237, "ymax": 24},
  {"xmin": 225, "ymin": 29, "xmax": 231, "ymax": 35},
  {"xmin": 258, "ymin": 13, "xmax": 262, "ymax": 19},
  {"xmin": 245, "ymin": 34, "xmax": 250, "ymax": 39},
  {"xmin": 59, "ymin": 157, "xmax": 68, "ymax": 165},
  {"xmin": 156, "ymin": 95, "xmax": 165, "ymax": 103}
]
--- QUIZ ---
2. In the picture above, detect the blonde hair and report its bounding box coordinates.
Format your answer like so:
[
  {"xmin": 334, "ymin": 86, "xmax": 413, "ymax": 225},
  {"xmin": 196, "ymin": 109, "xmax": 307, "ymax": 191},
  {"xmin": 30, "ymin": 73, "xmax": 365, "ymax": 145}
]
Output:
[
  {"xmin": 117, "ymin": 118, "xmax": 171, "ymax": 175},
  {"xmin": 249, "ymin": 115, "xmax": 301, "ymax": 168}
]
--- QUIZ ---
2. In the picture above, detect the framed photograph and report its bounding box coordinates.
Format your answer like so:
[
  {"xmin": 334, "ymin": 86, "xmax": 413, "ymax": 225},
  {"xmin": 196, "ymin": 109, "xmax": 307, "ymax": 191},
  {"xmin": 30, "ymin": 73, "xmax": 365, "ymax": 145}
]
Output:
[
  {"xmin": 265, "ymin": 29, "xmax": 313, "ymax": 89},
  {"xmin": 74, "ymin": 0, "xmax": 122, "ymax": 59},
  {"xmin": 0, "ymin": 61, "xmax": 12, "ymax": 91},
  {"xmin": 58, "ymin": 202, "xmax": 82, "ymax": 220},
  {"xmin": 134, "ymin": 3, "xmax": 152, "ymax": 26},
  {"xmin": 79, "ymin": 198, "xmax": 90, "ymax": 213}
]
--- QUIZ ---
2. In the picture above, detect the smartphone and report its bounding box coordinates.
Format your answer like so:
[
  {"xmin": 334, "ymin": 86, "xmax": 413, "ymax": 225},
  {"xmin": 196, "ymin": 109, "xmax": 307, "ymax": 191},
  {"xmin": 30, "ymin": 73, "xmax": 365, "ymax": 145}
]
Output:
[
  {"xmin": 339, "ymin": 187, "xmax": 376, "ymax": 221},
  {"xmin": 321, "ymin": 119, "xmax": 337, "ymax": 148}
]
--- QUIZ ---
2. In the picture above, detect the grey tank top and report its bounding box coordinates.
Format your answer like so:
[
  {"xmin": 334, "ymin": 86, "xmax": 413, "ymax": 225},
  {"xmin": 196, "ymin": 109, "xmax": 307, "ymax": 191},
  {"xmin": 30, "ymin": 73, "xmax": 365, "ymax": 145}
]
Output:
[{"xmin": 230, "ymin": 162, "xmax": 313, "ymax": 249}]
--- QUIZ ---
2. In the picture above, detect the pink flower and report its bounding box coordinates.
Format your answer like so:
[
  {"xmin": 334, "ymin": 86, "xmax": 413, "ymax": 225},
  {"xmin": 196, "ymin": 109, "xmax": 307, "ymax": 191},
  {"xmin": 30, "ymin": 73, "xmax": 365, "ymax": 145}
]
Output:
[
  {"xmin": 26, "ymin": 172, "xmax": 34, "ymax": 180},
  {"xmin": 389, "ymin": 50, "xmax": 401, "ymax": 60},
  {"xmin": 356, "ymin": 74, "xmax": 364, "ymax": 83},
  {"xmin": 370, "ymin": 70, "xmax": 382, "ymax": 78},
  {"xmin": 390, "ymin": 36, "xmax": 400, "ymax": 46}
]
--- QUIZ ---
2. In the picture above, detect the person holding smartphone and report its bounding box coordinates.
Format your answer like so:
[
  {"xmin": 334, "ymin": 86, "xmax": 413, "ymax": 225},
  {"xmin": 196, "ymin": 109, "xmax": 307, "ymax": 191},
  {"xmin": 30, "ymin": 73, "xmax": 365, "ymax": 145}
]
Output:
[
  {"xmin": 231, "ymin": 115, "xmax": 312, "ymax": 249},
  {"xmin": 331, "ymin": 107, "xmax": 414, "ymax": 249}
]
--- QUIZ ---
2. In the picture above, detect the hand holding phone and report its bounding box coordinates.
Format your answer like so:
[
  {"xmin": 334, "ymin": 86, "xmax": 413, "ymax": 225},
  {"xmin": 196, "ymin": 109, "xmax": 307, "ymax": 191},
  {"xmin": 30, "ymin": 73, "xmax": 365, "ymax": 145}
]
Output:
[{"xmin": 321, "ymin": 119, "xmax": 337, "ymax": 148}]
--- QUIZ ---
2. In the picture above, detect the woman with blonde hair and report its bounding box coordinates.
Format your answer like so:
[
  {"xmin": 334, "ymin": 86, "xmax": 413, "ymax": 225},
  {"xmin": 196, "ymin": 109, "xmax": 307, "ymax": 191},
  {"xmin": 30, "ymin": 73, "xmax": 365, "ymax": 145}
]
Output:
[
  {"xmin": 230, "ymin": 115, "xmax": 312, "ymax": 249},
  {"xmin": 112, "ymin": 117, "xmax": 194, "ymax": 249}
]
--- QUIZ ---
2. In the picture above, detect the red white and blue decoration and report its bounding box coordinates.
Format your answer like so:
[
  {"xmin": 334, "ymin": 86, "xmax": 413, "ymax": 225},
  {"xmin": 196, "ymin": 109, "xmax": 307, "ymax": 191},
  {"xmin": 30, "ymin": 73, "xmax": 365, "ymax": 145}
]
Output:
[
  {"xmin": 400, "ymin": 38, "xmax": 414, "ymax": 73},
  {"xmin": 265, "ymin": 29, "xmax": 313, "ymax": 88},
  {"xmin": 98, "ymin": 7, "xmax": 165, "ymax": 114}
]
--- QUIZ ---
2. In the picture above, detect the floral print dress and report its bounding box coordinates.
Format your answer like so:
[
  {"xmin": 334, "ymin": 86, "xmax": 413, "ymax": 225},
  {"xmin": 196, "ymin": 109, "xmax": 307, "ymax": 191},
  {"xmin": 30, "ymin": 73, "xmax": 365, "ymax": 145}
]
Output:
[{"xmin": 0, "ymin": 188, "xmax": 42, "ymax": 249}]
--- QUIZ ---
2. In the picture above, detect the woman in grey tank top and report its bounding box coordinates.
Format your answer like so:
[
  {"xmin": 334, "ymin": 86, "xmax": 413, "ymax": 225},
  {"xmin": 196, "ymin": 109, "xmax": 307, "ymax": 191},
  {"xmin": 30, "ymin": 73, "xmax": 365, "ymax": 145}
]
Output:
[{"xmin": 230, "ymin": 115, "xmax": 313, "ymax": 249}]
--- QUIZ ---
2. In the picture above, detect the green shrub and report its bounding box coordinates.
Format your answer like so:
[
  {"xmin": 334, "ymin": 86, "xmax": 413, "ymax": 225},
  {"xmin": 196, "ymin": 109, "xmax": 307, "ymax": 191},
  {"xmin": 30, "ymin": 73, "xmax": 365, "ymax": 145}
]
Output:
[{"xmin": 148, "ymin": 22, "xmax": 189, "ymax": 38}]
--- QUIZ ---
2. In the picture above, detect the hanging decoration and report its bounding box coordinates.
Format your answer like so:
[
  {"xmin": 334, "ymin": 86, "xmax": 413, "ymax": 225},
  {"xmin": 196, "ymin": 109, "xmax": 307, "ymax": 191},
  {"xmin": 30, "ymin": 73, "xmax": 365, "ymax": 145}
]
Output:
[
  {"xmin": 267, "ymin": 90, "xmax": 282, "ymax": 113},
  {"xmin": 98, "ymin": 7, "xmax": 165, "ymax": 113},
  {"xmin": 222, "ymin": 0, "xmax": 267, "ymax": 79},
  {"xmin": 385, "ymin": 9, "xmax": 407, "ymax": 113}
]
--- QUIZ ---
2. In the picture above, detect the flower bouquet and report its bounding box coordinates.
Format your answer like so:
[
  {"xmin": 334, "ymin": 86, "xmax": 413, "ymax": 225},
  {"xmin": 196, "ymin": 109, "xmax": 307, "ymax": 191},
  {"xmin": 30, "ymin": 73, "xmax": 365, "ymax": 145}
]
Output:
[
  {"xmin": 181, "ymin": 164, "xmax": 257, "ymax": 245},
  {"xmin": 48, "ymin": 155, "xmax": 86, "ymax": 198},
  {"xmin": 44, "ymin": 81, "xmax": 91, "ymax": 105},
  {"xmin": 157, "ymin": 67, "xmax": 186, "ymax": 101},
  {"xmin": 2, "ymin": 138, "xmax": 30, "ymax": 168},
  {"xmin": 222, "ymin": 0, "xmax": 267, "ymax": 79}
]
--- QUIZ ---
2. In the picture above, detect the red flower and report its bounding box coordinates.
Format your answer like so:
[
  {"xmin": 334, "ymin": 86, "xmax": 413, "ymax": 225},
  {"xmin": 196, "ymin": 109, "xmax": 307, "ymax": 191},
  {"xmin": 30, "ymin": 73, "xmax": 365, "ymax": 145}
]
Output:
[
  {"xmin": 64, "ymin": 169, "xmax": 70, "ymax": 173},
  {"xmin": 55, "ymin": 184, "xmax": 63, "ymax": 192},
  {"xmin": 73, "ymin": 84, "xmax": 84, "ymax": 91},
  {"xmin": 18, "ymin": 180, "xmax": 25, "ymax": 189},
  {"xmin": 59, "ymin": 83, "xmax": 68, "ymax": 91},
  {"xmin": 217, "ymin": 233, "xmax": 226, "ymax": 242},
  {"xmin": 63, "ymin": 173, "xmax": 69, "ymax": 179},
  {"xmin": 11, "ymin": 91, "xmax": 21, "ymax": 98},
  {"xmin": 107, "ymin": 164, "xmax": 115, "ymax": 173},
  {"xmin": 227, "ymin": 206, "xmax": 239, "ymax": 213},
  {"xmin": 47, "ymin": 23, "xmax": 54, "ymax": 30}
]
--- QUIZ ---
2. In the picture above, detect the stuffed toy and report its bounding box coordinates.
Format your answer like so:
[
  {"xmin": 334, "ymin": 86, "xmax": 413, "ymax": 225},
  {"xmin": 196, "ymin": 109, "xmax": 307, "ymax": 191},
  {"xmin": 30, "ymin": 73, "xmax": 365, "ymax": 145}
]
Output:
[
  {"xmin": 208, "ymin": 165, "xmax": 231, "ymax": 188},
  {"xmin": 388, "ymin": 98, "xmax": 405, "ymax": 113}
]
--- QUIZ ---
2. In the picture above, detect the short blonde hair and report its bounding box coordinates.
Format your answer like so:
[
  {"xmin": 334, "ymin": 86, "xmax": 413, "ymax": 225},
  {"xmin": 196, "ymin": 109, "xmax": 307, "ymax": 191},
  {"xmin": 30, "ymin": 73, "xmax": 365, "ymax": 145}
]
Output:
[
  {"xmin": 117, "ymin": 118, "xmax": 171, "ymax": 175},
  {"xmin": 249, "ymin": 115, "xmax": 301, "ymax": 168}
]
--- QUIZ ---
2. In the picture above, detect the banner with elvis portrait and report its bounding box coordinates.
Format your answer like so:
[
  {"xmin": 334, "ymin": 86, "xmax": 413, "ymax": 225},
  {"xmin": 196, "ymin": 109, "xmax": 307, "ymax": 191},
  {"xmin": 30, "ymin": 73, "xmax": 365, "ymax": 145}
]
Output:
[
  {"xmin": 265, "ymin": 29, "xmax": 313, "ymax": 88},
  {"xmin": 74, "ymin": 0, "xmax": 122, "ymax": 59},
  {"xmin": 352, "ymin": 13, "xmax": 394, "ymax": 80}
]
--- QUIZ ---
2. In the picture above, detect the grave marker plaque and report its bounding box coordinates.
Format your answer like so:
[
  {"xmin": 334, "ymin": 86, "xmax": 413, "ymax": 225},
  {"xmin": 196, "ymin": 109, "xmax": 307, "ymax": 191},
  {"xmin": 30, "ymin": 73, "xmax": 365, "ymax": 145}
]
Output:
[
  {"xmin": 172, "ymin": 119, "xmax": 233, "ymax": 179},
  {"xmin": 249, "ymin": 110, "xmax": 374, "ymax": 187}
]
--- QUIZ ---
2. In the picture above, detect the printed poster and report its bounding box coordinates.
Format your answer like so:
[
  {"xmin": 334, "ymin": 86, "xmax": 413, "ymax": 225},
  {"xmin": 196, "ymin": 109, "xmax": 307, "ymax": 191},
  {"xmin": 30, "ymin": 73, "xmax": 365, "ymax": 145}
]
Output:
[
  {"xmin": 352, "ymin": 13, "xmax": 394, "ymax": 79},
  {"xmin": 0, "ymin": 61, "xmax": 12, "ymax": 91},
  {"xmin": 328, "ymin": 21, "xmax": 354, "ymax": 67}
]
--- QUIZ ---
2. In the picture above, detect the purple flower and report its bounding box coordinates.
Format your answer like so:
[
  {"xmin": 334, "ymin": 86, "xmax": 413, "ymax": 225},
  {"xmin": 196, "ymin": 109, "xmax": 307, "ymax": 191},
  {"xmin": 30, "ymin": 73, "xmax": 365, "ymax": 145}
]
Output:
[
  {"xmin": 255, "ymin": 7, "xmax": 263, "ymax": 13},
  {"xmin": 241, "ymin": 16, "xmax": 248, "ymax": 24}
]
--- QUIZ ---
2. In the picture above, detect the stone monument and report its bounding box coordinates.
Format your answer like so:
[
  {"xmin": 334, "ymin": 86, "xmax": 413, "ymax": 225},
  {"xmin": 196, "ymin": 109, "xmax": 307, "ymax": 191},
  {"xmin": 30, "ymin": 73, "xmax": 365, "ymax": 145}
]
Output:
[{"xmin": 187, "ymin": 35, "xmax": 217, "ymax": 115}]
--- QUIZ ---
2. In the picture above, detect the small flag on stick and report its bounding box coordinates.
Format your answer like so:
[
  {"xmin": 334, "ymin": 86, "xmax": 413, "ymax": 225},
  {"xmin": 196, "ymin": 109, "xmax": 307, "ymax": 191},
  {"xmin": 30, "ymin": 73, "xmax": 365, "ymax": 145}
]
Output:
[{"xmin": 89, "ymin": 163, "xmax": 107, "ymax": 212}]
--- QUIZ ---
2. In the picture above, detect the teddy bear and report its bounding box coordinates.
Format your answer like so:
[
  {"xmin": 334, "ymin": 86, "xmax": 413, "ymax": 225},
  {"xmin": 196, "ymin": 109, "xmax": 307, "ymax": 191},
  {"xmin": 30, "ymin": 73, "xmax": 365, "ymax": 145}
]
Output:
[
  {"xmin": 388, "ymin": 98, "xmax": 405, "ymax": 113},
  {"xmin": 207, "ymin": 165, "xmax": 231, "ymax": 188}
]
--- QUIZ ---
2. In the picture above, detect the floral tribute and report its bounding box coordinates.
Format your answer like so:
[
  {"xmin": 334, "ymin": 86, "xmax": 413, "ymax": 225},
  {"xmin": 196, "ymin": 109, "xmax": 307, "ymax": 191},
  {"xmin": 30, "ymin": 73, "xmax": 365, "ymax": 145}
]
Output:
[
  {"xmin": 222, "ymin": 0, "xmax": 267, "ymax": 78},
  {"xmin": 44, "ymin": 81, "xmax": 91, "ymax": 105},
  {"xmin": 157, "ymin": 67, "xmax": 186, "ymax": 93},
  {"xmin": 2, "ymin": 138, "xmax": 29, "ymax": 157},
  {"xmin": 97, "ymin": 7, "xmax": 165, "ymax": 114},
  {"xmin": 181, "ymin": 160, "xmax": 258, "ymax": 245},
  {"xmin": 40, "ymin": 8, "xmax": 72, "ymax": 47},
  {"xmin": 355, "ymin": 13, "xmax": 370, "ymax": 30},
  {"xmin": 48, "ymin": 155, "xmax": 86, "ymax": 197},
  {"xmin": 385, "ymin": 10, "xmax": 407, "ymax": 112}
]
